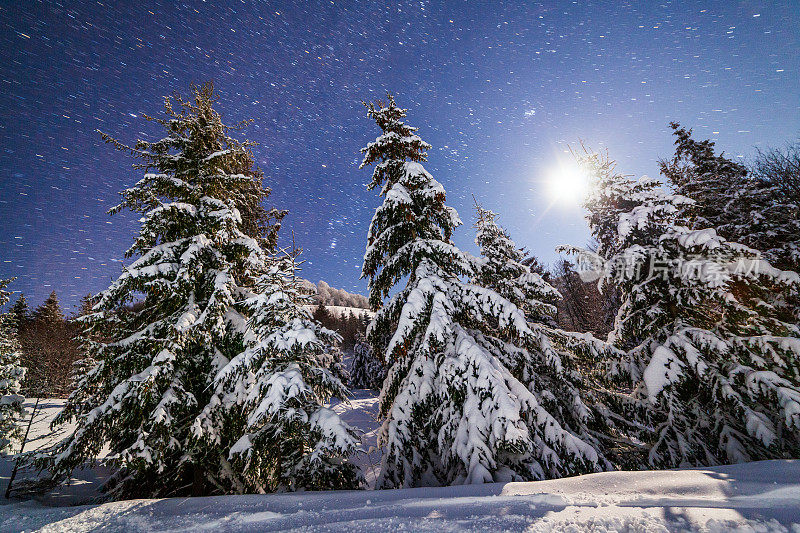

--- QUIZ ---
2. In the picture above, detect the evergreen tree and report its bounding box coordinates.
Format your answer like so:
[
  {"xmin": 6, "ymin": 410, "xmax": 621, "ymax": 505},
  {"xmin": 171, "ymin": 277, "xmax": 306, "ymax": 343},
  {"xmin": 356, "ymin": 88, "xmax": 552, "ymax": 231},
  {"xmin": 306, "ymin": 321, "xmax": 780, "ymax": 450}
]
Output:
[
  {"xmin": 659, "ymin": 122, "xmax": 749, "ymax": 232},
  {"xmin": 312, "ymin": 302, "xmax": 334, "ymax": 330},
  {"xmin": 38, "ymin": 83, "xmax": 329, "ymax": 498},
  {"xmin": 193, "ymin": 250, "xmax": 361, "ymax": 493},
  {"xmin": 0, "ymin": 279, "xmax": 26, "ymax": 454},
  {"xmin": 349, "ymin": 336, "xmax": 386, "ymax": 390},
  {"xmin": 579, "ymin": 148, "xmax": 681, "ymax": 260},
  {"xmin": 575, "ymin": 159, "xmax": 800, "ymax": 467},
  {"xmin": 472, "ymin": 202, "xmax": 560, "ymax": 324},
  {"xmin": 472, "ymin": 202, "xmax": 638, "ymax": 469},
  {"xmin": 33, "ymin": 292, "xmax": 65, "ymax": 324},
  {"xmin": 661, "ymin": 123, "xmax": 800, "ymax": 272},
  {"xmin": 22, "ymin": 291, "xmax": 79, "ymax": 396},
  {"xmin": 361, "ymin": 95, "xmax": 609, "ymax": 488},
  {"xmin": 67, "ymin": 294, "xmax": 101, "ymax": 412},
  {"xmin": 10, "ymin": 294, "xmax": 30, "ymax": 331}
]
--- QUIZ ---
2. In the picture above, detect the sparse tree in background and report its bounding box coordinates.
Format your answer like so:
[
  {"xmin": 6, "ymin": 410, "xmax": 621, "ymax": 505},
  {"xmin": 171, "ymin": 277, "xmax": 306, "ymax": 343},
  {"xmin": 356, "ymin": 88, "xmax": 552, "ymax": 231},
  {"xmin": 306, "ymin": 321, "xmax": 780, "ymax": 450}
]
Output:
[
  {"xmin": 751, "ymin": 141, "xmax": 800, "ymax": 199},
  {"xmin": 0, "ymin": 279, "xmax": 26, "ymax": 454},
  {"xmin": 37, "ymin": 82, "xmax": 323, "ymax": 498},
  {"xmin": 361, "ymin": 95, "xmax": 613, "ymax": 489},
  {"xmin": 551, "ymin": 259, "xmax": 617, "ymax": 338},
  {"xmin": 749, "ymin": 141, "xmax": 800, "ymax": 272}
]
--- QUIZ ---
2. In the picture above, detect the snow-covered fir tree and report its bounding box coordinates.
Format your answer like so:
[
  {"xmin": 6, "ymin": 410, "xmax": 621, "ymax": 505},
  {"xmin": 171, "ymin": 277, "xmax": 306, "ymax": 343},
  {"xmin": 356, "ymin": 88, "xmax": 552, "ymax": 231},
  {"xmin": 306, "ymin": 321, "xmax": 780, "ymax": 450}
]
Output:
[
  {"xmin": 0, "ymin": 279, "xmax": 26, "ymax": 454},
  {"xmin": 472, "ymin": 202, "xmax": 560, "ymax": 324},
  {"xmin": 193, "ymin": 250, "xmax": 362, "ymax": 493},
  {"xmin": 349, "ymin": 336, "xmax": 386, "ymax": 390},
  {"xmin": 361, "ymin": 95, "xmax": 613, "ymax": 488},
  {"xmin": 38, "ymin": 82, "xmax": 354, "ymax": 497},
  {"xmin": 577, "ymin": 148, "xmax": 680, "ymax": 261},
  {"xmin": 472, "ymin": 202, "xmax": 640, "ymax": 470},
  {"xmin": 574, "ymin": 161, "xmax": 800, "ymax": 467},
  {"xmin": 660, "ymin": 123, "xmax": 800, "ymax": 273}
]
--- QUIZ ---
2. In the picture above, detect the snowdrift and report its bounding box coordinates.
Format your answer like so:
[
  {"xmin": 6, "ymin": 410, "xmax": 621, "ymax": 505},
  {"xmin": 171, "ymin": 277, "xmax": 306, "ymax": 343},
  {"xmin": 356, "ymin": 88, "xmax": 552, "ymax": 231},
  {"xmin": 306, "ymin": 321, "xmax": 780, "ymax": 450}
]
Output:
[{"xmin": 3, "ymin": 460, "xmax": 799, "ymax": 531}]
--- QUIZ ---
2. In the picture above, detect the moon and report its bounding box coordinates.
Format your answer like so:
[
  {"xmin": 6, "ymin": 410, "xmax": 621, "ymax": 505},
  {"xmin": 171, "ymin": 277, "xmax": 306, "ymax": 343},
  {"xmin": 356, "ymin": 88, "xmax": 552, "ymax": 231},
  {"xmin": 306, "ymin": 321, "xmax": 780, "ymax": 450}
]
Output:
[{"xmin": 544, "ymin": 161, "xmax": 590, "ymax": 206}]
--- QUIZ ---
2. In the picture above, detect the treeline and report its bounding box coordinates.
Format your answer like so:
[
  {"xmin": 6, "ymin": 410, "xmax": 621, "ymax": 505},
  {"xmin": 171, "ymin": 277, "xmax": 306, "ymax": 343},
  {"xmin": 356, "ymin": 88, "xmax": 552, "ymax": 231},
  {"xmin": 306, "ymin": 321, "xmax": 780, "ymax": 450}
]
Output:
[
  {"xmin": 311, "ymin": 303, "xmax": 370, "ymax": 352},
  {"xmin": 6, "ymin": 292, "xmax": 86, "ymax": 397},
  {"xmin": 3, "ymin": 288, "xmax": 371, "ymax": 399}
]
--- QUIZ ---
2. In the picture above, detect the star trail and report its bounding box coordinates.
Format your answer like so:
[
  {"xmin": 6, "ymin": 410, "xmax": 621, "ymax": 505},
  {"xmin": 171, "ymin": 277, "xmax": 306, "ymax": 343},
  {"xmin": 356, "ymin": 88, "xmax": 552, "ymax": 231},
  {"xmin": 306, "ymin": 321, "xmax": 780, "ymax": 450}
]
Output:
[{"xmin": 1, "ymin": 0, "xmax": 798, "ymax": 309}]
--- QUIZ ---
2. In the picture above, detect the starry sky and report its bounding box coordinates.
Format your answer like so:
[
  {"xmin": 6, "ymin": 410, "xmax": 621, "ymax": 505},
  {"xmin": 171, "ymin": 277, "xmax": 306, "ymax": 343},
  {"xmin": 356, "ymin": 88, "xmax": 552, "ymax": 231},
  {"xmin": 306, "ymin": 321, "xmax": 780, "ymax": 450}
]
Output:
[{"xmin": 1, "ymin": 0, "xmax": 798, "ymax": 310}]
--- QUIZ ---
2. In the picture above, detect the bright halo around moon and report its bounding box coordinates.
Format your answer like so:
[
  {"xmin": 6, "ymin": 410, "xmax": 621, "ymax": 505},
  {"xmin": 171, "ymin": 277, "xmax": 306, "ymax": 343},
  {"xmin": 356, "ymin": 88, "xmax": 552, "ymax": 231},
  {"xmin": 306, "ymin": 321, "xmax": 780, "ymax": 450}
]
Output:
[{"xmin": 544, "ymin": 161, "xmax": 591, "ymax": 206}]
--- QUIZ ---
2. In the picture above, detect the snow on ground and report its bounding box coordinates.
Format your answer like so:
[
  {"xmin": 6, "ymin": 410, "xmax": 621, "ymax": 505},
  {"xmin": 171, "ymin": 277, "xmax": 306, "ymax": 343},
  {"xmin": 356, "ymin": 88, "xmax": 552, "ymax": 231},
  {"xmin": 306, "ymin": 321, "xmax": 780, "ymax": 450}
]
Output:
[
  {"xmin": 2, "ymin": 460, "xmax": 799, "ymax": 532},
  {"xmin": 11, "ymin": 399, "xmax": 78, "ymax": 454},
  {"xmin": 329, "ymin": 389, "xmax": 383, "ymax": 488},
  {"xmin": 3, "ymin": 398, "xmax": 800, "ymax": 532}
]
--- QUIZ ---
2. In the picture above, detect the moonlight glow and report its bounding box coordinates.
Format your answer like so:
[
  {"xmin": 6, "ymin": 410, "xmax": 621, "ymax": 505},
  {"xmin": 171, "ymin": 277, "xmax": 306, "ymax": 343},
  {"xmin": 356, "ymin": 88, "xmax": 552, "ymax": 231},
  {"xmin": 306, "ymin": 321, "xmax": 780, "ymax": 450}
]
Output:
[{"xmin": 545, "ymin": 162, "xmax": 591, "ymax": 206}]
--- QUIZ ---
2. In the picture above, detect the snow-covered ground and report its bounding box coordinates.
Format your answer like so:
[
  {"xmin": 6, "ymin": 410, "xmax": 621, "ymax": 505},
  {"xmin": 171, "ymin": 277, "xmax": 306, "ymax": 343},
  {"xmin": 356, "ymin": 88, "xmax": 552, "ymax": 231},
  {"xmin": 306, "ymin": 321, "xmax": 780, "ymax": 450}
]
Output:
[
  {"xmin": 330, "ymin": 390, "xmax": 382, "ymax": 488},
  {"xmin": 3, "ymin": 398, "xmax": 799, "ymax": 532},
  {"xmin": 3, "ymin": 460, "xmax": 799, "ymax": 532}
]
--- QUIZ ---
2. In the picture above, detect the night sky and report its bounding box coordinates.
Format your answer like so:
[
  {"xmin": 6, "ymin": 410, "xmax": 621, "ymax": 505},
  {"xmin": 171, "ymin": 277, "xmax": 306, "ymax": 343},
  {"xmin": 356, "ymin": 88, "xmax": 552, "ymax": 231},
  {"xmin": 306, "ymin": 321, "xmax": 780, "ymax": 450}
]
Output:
[{"xmin": 1, "ymin": 1, "xmax": 798, "ymax": 310}]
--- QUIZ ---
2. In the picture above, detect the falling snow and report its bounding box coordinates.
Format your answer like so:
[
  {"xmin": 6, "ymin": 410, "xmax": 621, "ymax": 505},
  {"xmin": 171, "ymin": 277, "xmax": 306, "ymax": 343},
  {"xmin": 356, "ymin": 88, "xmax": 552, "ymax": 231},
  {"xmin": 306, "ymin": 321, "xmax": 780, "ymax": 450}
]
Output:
[{"xmin": 0, "ymin": 1, "xmax": 797, "ymax": 309}]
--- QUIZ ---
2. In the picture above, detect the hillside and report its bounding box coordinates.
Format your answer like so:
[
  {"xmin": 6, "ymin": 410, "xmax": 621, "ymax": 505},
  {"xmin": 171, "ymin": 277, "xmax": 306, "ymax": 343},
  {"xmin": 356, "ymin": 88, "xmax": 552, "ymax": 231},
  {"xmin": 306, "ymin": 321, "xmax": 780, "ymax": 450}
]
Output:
[{"xmin": 299, "ymin": 279, "xmax": 370, "ymax": 309}]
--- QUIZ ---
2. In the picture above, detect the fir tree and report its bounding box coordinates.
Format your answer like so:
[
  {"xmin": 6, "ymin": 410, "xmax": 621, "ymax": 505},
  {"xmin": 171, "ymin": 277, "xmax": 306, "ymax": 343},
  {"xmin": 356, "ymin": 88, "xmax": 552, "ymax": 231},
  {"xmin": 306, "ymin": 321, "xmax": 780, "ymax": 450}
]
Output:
[
  {"xmin": 659, "ymin": 122, "xmax": 749, "ymax": 232},
  {"xmin": 0, "ymin": 279, "xmax": 26, "ymax": 454},
  {"xmin": 578, "ymin": 148, "xmax": 680, "ymax": 260},
  {"xmin": 10, "ymin": 294, "xmax": 30, "ymax": 331},
  {"xmin": 312, "ymin": 302, "xmax": 335, "ymax": 331},
  {"xmin": 349, "ymin": 336, "xmax": 386, "ymax": 390},
  {"xmin": 660, "ymin": 123, "xmax": 800, "ymax": 273},
  {"xmin": 33, "ymin": 291, "xmax": 65, "ymax": 324},
  {"xmin": 38, "ymin": 83, "xmax": 325, "ymax": 498},
  {"xmin": 193, "ymin": 250, "xmax": 362, "ymax": 493},
  {"xmin": 472, "ymin": 201, "xmax": 560, "ymax": 324},
  {"xmin": 67, "ymin": 294, "xmax": 101, "ymax": 413},
  {"xmin": 361, "ymin": 95, "xmax": 609, "ymax": 488},
  {"xmin": 472, "ymin": 202, "xmax": 638, "ymax": 469},
  {"xmin": 575, "ymin": 158, "xmax": 800, "ymax": 467},
  {"xmin": 22, "ymin": 290, "xmax": 79, "ymax": 396}
]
